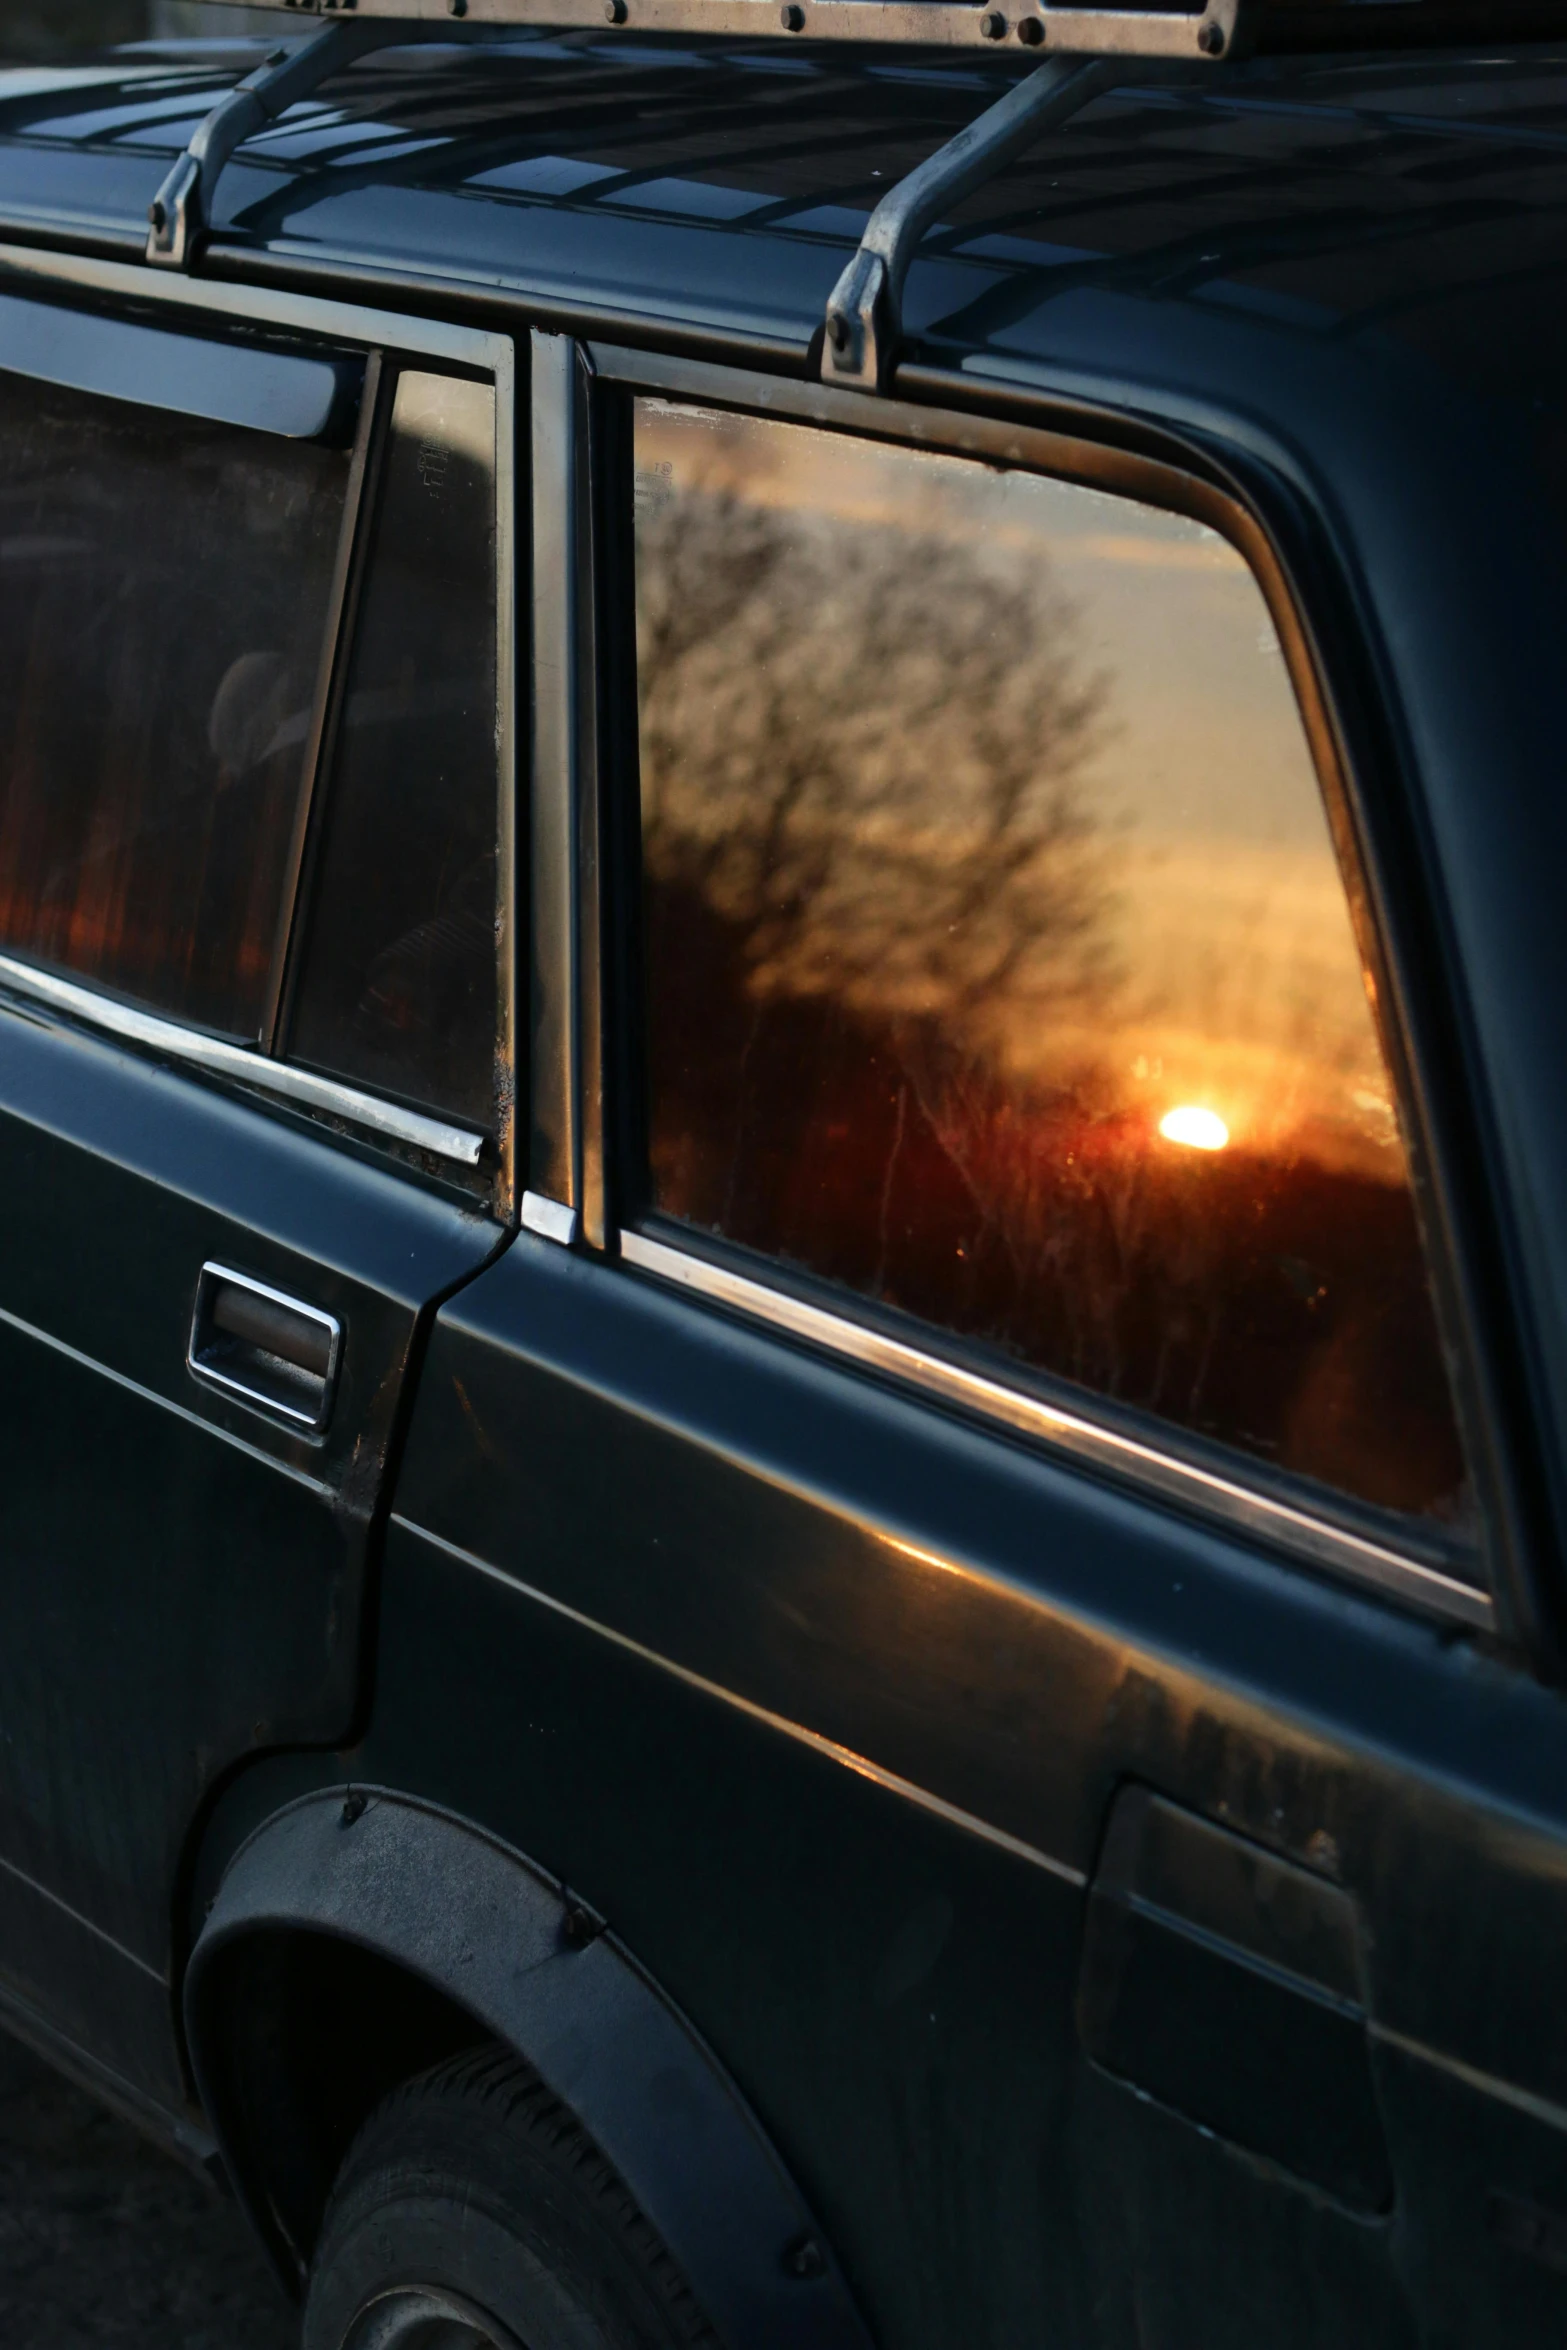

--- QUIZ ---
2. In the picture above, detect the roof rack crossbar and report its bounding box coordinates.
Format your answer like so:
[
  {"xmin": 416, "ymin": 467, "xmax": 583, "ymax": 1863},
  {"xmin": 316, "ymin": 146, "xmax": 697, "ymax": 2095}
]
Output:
[
  {"xmin": 188, "ymin": 0, "xmax": 1246, "ymax": 62},
  {"xmin": 146, "ymin": 17, "xmax": 458, "ymax": 269},
  {"xmin": 188, "ymin": 0, "xmax": 1567, "ymax": 58},
  {"xmin": 821, "ymin": 50, "xmax": 1119, "ymax": 392}
]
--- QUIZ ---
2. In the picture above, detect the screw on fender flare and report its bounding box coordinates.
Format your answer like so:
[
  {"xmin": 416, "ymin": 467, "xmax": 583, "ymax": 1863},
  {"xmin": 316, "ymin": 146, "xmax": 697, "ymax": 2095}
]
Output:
[{"xmin": 562, "ymin": 1902, "xmax": 605, "ymax": 1948}]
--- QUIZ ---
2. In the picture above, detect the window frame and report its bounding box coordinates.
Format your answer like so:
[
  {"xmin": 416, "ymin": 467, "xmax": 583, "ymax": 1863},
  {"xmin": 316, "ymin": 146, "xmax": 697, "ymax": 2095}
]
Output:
[
  {"xmin": 535, "ymin": 336, "xmax": 1496, "ymax": 1637},
  {"xmin": 0, "ymin": 241, "xmax": 520, "ymax": 1215}
]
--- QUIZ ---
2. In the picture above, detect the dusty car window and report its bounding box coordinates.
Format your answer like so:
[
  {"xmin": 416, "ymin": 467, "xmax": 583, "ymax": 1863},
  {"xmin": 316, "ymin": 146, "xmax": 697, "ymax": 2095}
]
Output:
[
  {"xmin": 0, "ymin": 369, "xmax": 345, "ymax": 1039},
  {"xmin": 632, "ymin": 401, "xmax": 1470, "ymax": 1536},
  {"xmin": 288, "ymin": 370, "xmax": 498, "ymax": 1131}
]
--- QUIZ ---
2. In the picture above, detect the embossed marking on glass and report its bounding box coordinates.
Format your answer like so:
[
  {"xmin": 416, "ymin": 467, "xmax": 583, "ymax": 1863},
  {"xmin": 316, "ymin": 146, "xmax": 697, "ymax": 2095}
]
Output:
[{"xmin": 633, "ymin": 403, "xmax": 1470, "ymax": 1536}]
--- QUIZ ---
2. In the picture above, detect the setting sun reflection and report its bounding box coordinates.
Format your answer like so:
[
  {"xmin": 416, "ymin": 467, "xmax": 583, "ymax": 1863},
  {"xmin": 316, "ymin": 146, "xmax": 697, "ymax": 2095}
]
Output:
[
  {"xmin": 633, "ymin": 399, "xmax": 1471, "ymax": 1526},
  {"xmin": 1159, "ymin": 1106, "xmax": 1230, "ymax": 1151}
]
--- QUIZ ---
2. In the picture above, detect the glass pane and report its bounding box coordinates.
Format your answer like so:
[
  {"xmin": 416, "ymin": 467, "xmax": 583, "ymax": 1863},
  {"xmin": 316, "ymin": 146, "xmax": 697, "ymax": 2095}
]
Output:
[
  {"xmin": 634, "ymin": 401, "xmax": 1470, "ymax": 1536},
  {"xmin": 289, "ymin": 371, "xmax": 498, "ymax": 1131},
  {"xmin": 0, "ymin": 368, "xmax": 346, "ymax": 1038}
]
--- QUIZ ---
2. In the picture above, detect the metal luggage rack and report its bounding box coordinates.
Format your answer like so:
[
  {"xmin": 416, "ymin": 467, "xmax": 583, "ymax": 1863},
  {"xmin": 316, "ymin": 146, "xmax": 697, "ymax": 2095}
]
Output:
[
  {"xmin": 150, "ymin": 0, "xmax": 1561, "ymax": 385},
  {"xmin": 211, "ymin": 0, "xmax": 1246, "ymax": 56},
  {"xmin": 195, "ymin": 0, "xmax": 1564, "ymax": 55}
]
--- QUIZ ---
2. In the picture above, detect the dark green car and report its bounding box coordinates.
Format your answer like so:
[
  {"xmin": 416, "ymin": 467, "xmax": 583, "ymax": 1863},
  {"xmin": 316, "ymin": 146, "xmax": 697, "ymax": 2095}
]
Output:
[{"xmin": 2, "ymin": 4, "xmax": 1567, "ymax": 2344}]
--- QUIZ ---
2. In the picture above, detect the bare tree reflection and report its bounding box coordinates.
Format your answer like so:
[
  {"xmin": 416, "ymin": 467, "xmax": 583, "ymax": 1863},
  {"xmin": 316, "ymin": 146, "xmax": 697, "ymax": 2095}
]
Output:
[
  {"xmin": 635, "ymin": 436, "xmax": 1469, "ymax": 1529},
  {"xmin": 637, "ymin": 465, "xmax": 1135, "ymax": 1322},
  {"xmin": 637, "ymin": 467, "xmax": 1114, "ymax": 1056}
]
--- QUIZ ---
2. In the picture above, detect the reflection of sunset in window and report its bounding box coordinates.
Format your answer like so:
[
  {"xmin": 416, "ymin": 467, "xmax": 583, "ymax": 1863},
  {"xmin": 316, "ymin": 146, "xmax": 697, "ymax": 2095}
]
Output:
[{"xmin": 634, "ymin": 401, "xmax": 1471, "ymax": 1540}]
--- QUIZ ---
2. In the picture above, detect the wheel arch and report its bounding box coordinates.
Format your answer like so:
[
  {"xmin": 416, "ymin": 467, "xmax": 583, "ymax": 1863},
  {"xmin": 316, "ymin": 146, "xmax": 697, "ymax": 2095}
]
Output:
[{"xmin": 184, "ymin": 1784, "xmax": 871, "ymax": 2350}]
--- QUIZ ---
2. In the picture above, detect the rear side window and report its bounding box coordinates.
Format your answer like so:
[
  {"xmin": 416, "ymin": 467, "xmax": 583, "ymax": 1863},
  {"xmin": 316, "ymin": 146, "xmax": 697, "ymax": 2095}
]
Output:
[
  {"xmin": 632, "ymin": 402, "xmax": 1469, "ymax": 1538},
  {"xmin": 0, "ymin": 370, "xmax": 345, "ymax": 1038},
  {"xmin": 288, "ymin": 371, "xmax": 499, "ymax": 1127}
]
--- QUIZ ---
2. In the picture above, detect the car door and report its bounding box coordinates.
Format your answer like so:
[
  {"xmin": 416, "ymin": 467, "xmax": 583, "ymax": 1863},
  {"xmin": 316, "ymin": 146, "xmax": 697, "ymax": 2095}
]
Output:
[
  {"xmin": 373, "ymin": 333, "xmax": 1567, "ymax": 2350},
  {"xmin": 0, "ymin": 259, "xmax": 518, "ymax": 2129}
]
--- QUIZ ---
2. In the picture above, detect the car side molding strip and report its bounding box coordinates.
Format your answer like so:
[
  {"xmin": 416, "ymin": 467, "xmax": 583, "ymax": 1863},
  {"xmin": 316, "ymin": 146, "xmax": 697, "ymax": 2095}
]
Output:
[
  {"xmin": 186, "ymin": 1786, "xmax": 875, "ymax": 2350},
  {"xmin": 394, "ymin": 1511, "xmax": 1090, "ymax": 1887}
]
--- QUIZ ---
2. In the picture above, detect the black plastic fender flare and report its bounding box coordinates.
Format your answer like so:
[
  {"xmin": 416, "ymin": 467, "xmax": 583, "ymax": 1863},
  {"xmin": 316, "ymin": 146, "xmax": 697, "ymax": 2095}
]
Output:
[{"xmin": 185, "ymin": 1785, "xmax": 872, "ymax": 2350}]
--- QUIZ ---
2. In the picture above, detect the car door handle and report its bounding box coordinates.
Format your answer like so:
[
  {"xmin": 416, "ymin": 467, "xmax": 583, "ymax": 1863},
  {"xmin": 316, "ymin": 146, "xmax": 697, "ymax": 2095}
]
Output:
[
  {"xmin": 1077, "ymin": 1786, "xmax": 1391, "ymax": 2213},
  {"xmin": 188, "ymin": 1263, "xmax": 342, "ymax": 1431}
]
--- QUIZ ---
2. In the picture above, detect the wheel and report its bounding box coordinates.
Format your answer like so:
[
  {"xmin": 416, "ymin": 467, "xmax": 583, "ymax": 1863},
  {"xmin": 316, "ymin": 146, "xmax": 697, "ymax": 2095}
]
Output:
[{"xmin": 302, "ymin": 2046, "xmax": 717, "ymax": 2350}]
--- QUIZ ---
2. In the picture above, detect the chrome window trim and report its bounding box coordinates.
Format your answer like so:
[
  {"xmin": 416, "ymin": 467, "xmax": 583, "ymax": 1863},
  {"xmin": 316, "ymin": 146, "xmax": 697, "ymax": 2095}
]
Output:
[
  {"xmin": 619, "ymin": 1229, "xmax": 1494, "ymax": 1633},
  {"xmin": 530, "ymin": 331, "xmax": 583, "ymax": 1224},
  {"xmin": 494, "ymin": 328, "xmax": 520, "ymax": 1215},
  {"xmin": 0, "ymin": 954, "xmax": 485, "ymax": 1167},
  {"xmin": 522, "ymin": 1190, "xmax": 581, "ymax": 1246},
  {"xmin": 529, "ymin": 332, "xmax": 612, "ymax": 1251},
  {"xmin": 0, "ymin": 240, "xmax": 517, "ymax": 1207}
]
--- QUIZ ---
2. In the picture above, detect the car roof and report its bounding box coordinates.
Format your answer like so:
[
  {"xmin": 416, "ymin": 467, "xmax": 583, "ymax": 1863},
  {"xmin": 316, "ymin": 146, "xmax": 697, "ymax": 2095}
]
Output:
[{"xmin": 1, "ymin": 33, "xmax": 1565, "ymax": 399}]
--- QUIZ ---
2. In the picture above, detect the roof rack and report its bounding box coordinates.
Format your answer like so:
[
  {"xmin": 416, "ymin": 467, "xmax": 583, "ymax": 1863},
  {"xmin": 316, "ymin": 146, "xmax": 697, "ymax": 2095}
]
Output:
[
  {"xmin": 148, "ymin": 18, "xmax": 432, "ymax": 264},
  {"xmin": 190, "ymin": 1, "xmax": 1242, "ymax": 60},
  {"xmin": 148, "ymin": 2, "xmax": 1240, "ymax": 275},
  {"xmin": 193, "ymin": 0, "xmax": 1567, "ymax": 60},
  {"xmin": 823, "ymin": 53, "xmax": 1120, "ymax": 390},
  {"xmin": 149, "ymin": 0, "xmax": 1564, "ymax": 324}
]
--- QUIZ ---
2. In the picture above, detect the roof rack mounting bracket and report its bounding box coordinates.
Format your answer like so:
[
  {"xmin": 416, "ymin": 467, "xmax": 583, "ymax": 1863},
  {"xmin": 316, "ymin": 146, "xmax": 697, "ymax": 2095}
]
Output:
[
  {"xmin": 821, "ymin": 52, "xmax": 1122, "ymax": 394},
  {"xmin": 146, "ymin": 18, "xmax": 454, "ymax": 270}
]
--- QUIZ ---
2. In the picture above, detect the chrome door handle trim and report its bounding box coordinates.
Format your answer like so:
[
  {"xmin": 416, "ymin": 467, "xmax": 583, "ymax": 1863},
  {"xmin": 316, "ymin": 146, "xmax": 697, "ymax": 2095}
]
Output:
[{"xmin": 188, "ymin": 1262, "xmax": 342, "ymax": 1432}]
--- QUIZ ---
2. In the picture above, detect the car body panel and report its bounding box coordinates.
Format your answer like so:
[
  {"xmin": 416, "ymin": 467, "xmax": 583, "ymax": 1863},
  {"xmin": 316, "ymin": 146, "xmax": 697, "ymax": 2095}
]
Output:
[
  {"xmin": 352, "ymin": 1228, "xmax": 1567, "ymax": 2345},
  {"xmin": 0, "ymin": 992, "xmax": 499, "ymax": 2101}
]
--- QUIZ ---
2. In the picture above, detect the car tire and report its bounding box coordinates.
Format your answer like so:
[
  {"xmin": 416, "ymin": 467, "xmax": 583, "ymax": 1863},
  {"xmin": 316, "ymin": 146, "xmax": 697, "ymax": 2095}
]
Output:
[{"xmin": 302, "ymin": 2045, "xmax": 718, "ymax": 2350}]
